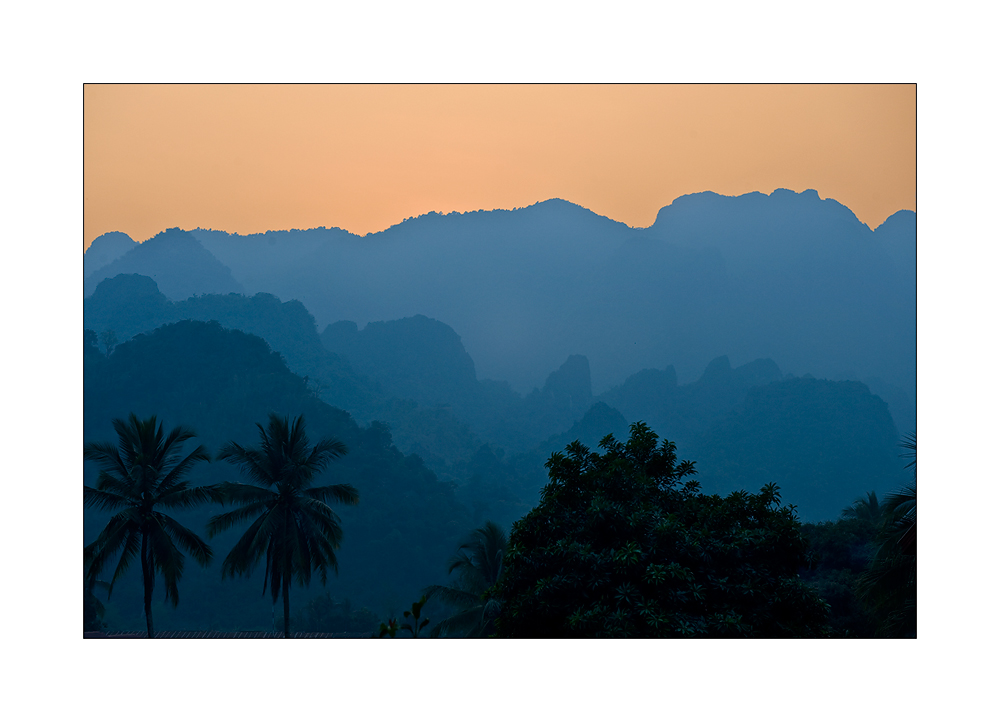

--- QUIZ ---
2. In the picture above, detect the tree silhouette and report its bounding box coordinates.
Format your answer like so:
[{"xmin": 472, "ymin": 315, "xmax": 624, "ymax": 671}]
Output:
[
  {"xmin": 857, "ymin": 432, "xmax": 916, "ymax": 636},
  {"xmin": 842, "ymin": 491, "xmax": 884, "ymax": 525},
  {"xmin": 424, "ymin": 520, "xmax": 507, "ymax": 637},
  {"xmin": 492, "ymin": 423, "xmax": 830, "ymax": 637},
  {"xmin": 84, "ymin": 414, "xmax": 215, "ymax": 637},
  {"xmin": 208, "ymin": 414, "xmax": 359, "ymax": 637}
]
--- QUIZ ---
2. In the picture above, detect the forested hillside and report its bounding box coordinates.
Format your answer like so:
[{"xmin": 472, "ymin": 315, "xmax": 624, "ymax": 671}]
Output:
[{"xmin": 85, "ymin": 321, "xmax": 472, "ymax": 630}]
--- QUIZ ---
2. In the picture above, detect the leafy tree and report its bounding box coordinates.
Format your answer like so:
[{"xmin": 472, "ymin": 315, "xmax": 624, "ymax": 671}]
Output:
[
  {"xmin": 492, "ymin": 422, "xmax": 831, "ymax": 637},
  {"xmin": 857, "ymin": 432, "xmax": 916, "ymax": 637},
  {"xmin": 208, "ymin": 414, "xmax": 359, "ymax": 637},
  {"xmin": 424, "ymin": 520, "xmax": 507, "ymax": 637},
  {"xmin": 84, "ymin": 414, "xmax": 216, "ymax": 637}
]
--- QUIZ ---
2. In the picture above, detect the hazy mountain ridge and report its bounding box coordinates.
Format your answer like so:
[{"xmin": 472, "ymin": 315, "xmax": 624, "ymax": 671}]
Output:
[
  {"xmin": 85, "ymin": 273, "xmax": 379, "ymax": 413},
  {"xmin": 84, "ymin": 228, "xmax": 244, "ymax": 300},
  {"xmin": 690, "ymin": 376, "xmax": 905, "ymax": 521},
  {"xmin": 85, "ymin": 274, "xmax": 908, "ymax": 527},
  {"xmin": 85, "ymin": 190, "xmax": 914, "ymax": 402},
  {"xmin": 83, "ymin": 188, "xmax": 915, "ymax": 536},
  {"xmin": 84, "ymin": 231, "xmax": 136, "ymax": 278}
]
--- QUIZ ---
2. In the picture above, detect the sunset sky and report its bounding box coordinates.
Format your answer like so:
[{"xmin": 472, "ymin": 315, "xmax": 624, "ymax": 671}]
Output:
[{"xmin": 83, "ymin": 84, "xmax": 915, "ymax": 250}]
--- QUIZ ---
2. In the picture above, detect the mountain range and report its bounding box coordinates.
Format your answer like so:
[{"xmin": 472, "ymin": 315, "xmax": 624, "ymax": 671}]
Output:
[
  {"xmin": 85, "ymin": 189, "xmax": 915, "ymax": 406},
  {"xmin": 85, "ymin": 273, "xmax": 909, "ymax": 522},
  {"xmin": 82, "ymin": 189, "xmax": 917, "ymax": 628}
]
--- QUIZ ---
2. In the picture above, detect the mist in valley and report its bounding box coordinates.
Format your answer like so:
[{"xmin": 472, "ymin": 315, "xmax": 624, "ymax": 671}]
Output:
[{"xmin": 83, "ymin": 188, "xmax": 916, "ymax": 638}]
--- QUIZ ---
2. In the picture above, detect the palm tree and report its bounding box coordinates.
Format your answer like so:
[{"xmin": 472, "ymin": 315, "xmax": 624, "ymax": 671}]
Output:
[
  {"xmin": 84, "ymin": 414, "xmax": 216, "ymax": 637},
  {"xmin": 424, "ymin": 520, "xmax": 507, "ymax": 637},
  {"xmin": 842, "ymin": 491, "xmax": 884, "ymax": 524},
  {"xmin": 207, "ymin": 414, "xmax": 359, "ymax": 638},
  {"xmin": 857, "ymin": 431, "xmax": 916, "ymax": 636}
]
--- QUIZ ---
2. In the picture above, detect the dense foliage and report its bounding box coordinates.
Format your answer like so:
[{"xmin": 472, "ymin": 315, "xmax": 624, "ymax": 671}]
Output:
[
  {"xmin": 799, "ymin": 515, "xmax": 880, "ymax": 637},
  {"xmin": 492, "ymin": 423, "xmax": 831, "ymax": 637}
]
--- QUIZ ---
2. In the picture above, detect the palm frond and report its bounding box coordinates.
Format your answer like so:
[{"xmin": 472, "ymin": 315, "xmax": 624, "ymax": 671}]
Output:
[
  {"xmin": 85, "ymin": 513, "xmax": 136, "ymax": 585},
  {"xmin": 428, "ymin": 606, "xmax": 487, "ymax": 638},
  {"xmin": 158, "ymin": 445, "xmax": 211, "ymax": 490},
  {"xmin": 156, "ymin": 513, "xmax": 214, "ymax": 567},
  {"xmin": 83, "ymin": 441, "xmax": 130, "ymax": 478},
  {"xmin": 899, "ymin": 431, "xmax": 916, "ymax": 472},
  {"xmin": 423, "ymin": 584, "xmax": 482, "ymax": 609},
  {"xmin": 107, "ymin": 528, "xmax": 142, "ymax": 591},
  {"xmin": 214, "ymin": 481, "xmax": 277, "ymax": 505},
  {"xmin": 83, "ymin": 485, "xmax": 132, "ymax": 513},
  {"xmin": 157, "ymin": 482, "xmax": 225, "ymax": 509},
  {"xmin": 217, "ymin": 443, "xmax": 277, "ymax": 487},
  {"xmin": 206, "ymin": 498, "xmax": 275, "ymax": 537},
  {"xmin": 841, "ymin": 491, "xmax": 882, "ymax": 522},
  {"xmin": 91, "ymin": 471, "xmax": 138, "ymax": 498},
  {"xmin": 294, "ymin": 505, "xmax": 342, "ymax": 574},
  {"xmin": 304, "ymin": 483, "xmax": 360, "ymax": 506},
  {"xmin": 446, "ymin": 520, "xmax": 508, "ymax": 590},
  {"xmin": 301, "ymin": 438, "xmax": 349, "ymax": 477},
  {"xmin": 882, "ymin": 482, "xmax": 916, "ymax": 520},
  {"xmin": 219, "ymin": 505, "xmax": 282, "ymax": 578},
  {"xmin": 298, "ymin": 498, "xmax": 345, "ymax": 539}
]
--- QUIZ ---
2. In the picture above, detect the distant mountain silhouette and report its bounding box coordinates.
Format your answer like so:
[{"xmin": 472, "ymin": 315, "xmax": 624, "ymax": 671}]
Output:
[
  {"xmin": 85, "ymin": 272, "xmax": 913, "ymax": 525},
  {"xmin": 598, "ymin": 355, "xmax": 785, "ymax": 447},
  {"xmin": 84, "ymin": 273, "xmax": 176, "ymax": 340},
  {"xmin": 534, "ymin": 400, "xmax": 629, "ymax": 459},
  {"xmin": 84, "ymin": 274, "xmax": 376, "ymax": 413},
  {"xmin": 320, "ymin": 315, "xmax": 478, "ymax": 406},
  {"xmin": 689, "ymin": 377, "xmax": 906, "ymax": 522},
  {"xmin": 84, "ymin": 228, "xmax": 244, "ymax": 300},
  {"xmin": 85, "ymin": 231, "xmax": 136, "ymax": 279},
  {"xmin": 873, "ymin": 209, "xmax": 917, "ymax": 280},
  {"xmin": 174, "ymin": 190, "xmax": 915, "ymax": 407}
]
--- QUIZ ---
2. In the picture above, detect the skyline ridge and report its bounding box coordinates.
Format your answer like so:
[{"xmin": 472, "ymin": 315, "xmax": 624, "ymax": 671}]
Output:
[{"xmin": 87, "ymin": 187, "xmax": 914, "ymax": 249}]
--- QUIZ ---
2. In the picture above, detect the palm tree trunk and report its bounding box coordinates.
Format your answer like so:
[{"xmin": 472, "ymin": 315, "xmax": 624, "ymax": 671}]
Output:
[
  {"xmin": 141, "ymin": 532, "xmax": 154, "ymax": 638},
  {"xmin": 283, "ymin": 573, "xmax": 291, "ymax": 638},
  {"xmin": 282, "ymin": 508, "xmax": 292, "ymax": 638}
]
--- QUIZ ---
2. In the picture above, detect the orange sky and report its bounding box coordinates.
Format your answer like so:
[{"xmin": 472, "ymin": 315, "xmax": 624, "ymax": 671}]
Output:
[{"xmin": 84, "ymin": 84, "xmax": 915, "ymax": 249}]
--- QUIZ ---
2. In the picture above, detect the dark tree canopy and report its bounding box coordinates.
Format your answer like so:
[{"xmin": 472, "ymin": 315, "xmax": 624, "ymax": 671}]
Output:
[{"xmin": 492, "ymin": 423, "xmax": 831, "ymax": 638}]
